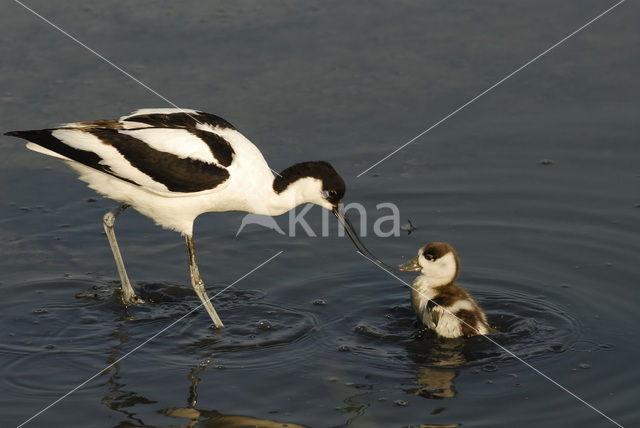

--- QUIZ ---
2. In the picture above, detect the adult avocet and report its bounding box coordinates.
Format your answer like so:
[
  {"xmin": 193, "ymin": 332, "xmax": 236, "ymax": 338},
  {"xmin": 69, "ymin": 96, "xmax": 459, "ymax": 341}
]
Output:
[{"xmin": 6, "ymin": 108, "xmax": 381, "ymax": 328}]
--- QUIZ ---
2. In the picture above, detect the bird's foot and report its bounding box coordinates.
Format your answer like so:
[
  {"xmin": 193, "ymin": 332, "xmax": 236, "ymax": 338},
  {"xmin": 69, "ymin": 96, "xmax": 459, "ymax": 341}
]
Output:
[{"xmin": 120, "ymin": 291, "xmax": 145, "ymax": 306}]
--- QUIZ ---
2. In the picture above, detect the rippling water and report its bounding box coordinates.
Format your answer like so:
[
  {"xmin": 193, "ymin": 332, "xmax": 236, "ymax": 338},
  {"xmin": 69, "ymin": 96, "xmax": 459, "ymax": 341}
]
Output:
[{"xmin": 1, "ymin": 1, "xmax": 638, "ymax": 427}]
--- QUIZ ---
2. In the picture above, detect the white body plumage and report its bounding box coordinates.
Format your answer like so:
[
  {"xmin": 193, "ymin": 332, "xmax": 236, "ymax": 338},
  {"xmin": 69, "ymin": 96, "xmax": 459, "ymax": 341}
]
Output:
[{"xmin": 20, "ymin": 108, "xmax": 332, "ymax": 235}]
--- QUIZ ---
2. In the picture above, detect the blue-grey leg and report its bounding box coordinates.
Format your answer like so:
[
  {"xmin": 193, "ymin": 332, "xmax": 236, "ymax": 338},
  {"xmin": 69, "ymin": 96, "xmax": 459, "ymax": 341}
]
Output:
[
  {"xmin": 185, "ymin": 235, "xmax": 224, "ymax": 328},
  {"xmin": 103, "ymin": 204, "xmax": 142, "ymax": 305}
]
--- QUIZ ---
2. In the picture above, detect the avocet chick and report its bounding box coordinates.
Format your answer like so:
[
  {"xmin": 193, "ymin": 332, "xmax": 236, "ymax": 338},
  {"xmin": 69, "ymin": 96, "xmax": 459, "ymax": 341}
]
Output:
[{"xmin": 399, "ymin": 242, "xmax": 495, "ymax": 338}]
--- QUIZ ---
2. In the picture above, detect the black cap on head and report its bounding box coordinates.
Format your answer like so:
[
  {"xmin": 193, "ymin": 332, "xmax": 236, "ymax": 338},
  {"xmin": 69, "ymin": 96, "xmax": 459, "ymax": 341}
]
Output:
[
  {"xmin": 273, "ymin": 161, "xmax": 345, "ymax": 204},
  {"xmin": 421, "ymin": 242, "xmax": 457, "ymax": 261}
]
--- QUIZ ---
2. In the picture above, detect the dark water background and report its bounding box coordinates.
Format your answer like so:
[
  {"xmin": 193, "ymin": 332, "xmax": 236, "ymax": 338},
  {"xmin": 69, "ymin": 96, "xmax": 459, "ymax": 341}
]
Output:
[{"xmin": 1, "ymin": 1, "xmax": 638, "ymax": 427}]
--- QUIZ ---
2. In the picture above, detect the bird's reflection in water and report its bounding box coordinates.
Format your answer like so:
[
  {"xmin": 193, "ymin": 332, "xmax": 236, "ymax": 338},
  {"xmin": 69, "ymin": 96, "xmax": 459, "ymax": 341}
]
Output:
[
  {"xmin": 404, "ymin": 331, "xmax": 468, "ymax": 401},
  {"xmin": 405, "ymin": 367, "xmax": 457, "ymax": 399},
  {"xmin": 171, "ymin": 359, "xmax": 307, "ymax": 427},
  {"xmin": 102, "ymin": 327, "xmax": 157, "ymax": 427},
  {"xmin": 416, "ymin": 425, "xmax": 460, "ymax": 428},
  {"xmin": 323, "ymin": 366, "xmax": 373, "ymax": 428},
  {"xmin": 158, "ymin": 407, "xmax": 307, "ymax": 428},
  {"xmin": 101, "ymin": 325, "xmax": 306, "ymax": 428}
]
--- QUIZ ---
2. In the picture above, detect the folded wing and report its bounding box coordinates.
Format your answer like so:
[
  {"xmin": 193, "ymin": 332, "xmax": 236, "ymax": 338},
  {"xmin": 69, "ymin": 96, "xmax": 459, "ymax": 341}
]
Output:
[{"xmin": 5, "ymin": 109, "xmax": 238, "ymax": 194}]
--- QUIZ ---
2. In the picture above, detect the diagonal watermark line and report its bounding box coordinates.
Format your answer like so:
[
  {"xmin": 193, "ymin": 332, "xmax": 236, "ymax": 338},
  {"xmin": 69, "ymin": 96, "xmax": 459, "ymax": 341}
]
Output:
[
  {"xmin": 358, "ymin": 252, "xmax": 624, "ymax": 428},
  {"xmin": 16, "ymin": 250, "xmax": 284, "ymax": 428},
  {"xmin": 13, "ymin": 0, "xmax": 203, "ymax": 124},
  {"xmin": 356, "ymin": 0, "xmax": 626, "ymax": 177}
]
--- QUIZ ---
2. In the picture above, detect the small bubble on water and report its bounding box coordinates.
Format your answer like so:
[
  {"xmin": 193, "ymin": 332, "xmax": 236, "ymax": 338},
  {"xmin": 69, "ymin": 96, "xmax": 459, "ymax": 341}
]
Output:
[
  {"xmin": 256, "ymin": 320, "xmax": 272, "ymax": 330},
  {"xmin": 338, "ymin": 345, "xmax": 351, "ymax": 352},
  {"xmin": 579, "ymin": 363, "xmax": 591, "ymax": 369},
  {"xmin": 539, "ymin": 159, "xmax": 554, "ymax": 165},
  {"xmin": 313, "ymin": 299, "xmax": 327, "ymax": 305},
  {"xmin": 570, "ymin": 340, "xmax": 596, "ymax": 352},
  {"xmin": 394, "ymin": 399, "xmax": 408, "ymax": 407},
  {"xmin": 547, "ymin": 344, "xmax": 564, "ymax": 353},
  {"xmin": 44, "ymin": 344, "xmax": 55, "ymax": 350},
  {"xmin": 32, "ymin": 308, "xmax": 48, "ymax": 315},
  {"xmin": 327, "ymin": 377, "xmax": 339, "ymax": 383},
  {"xmin": 597, "ymin": 343, "xmax": 614, "ymax": 351}
]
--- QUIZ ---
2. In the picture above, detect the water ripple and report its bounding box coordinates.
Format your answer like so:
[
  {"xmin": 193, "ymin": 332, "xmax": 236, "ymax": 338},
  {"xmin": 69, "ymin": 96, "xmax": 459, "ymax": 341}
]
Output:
[{"xmin": 343, "ymin": 287, "xmax": 584, "ymax": 370}]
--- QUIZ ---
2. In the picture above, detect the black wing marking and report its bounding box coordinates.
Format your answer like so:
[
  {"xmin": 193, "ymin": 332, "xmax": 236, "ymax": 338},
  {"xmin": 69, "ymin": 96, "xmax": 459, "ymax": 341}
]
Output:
[
  {"xmin": 122, "ymin": 112, "xmax": 236, "ymax": 167},
  {"xmin": 6, "ymin": 128, "xmax": 231, "ymax": 193},
  {"xmin": 4, "ymin": 129, "xmax": 139, "ymax": 186},
  {"xmin": 123, "ymin": 111, "xmax": 236, "ymax": 130},
  {"xmin": 189, "ymin": 129, "xmax": 234, "ymax": 167},
  {"xmin": 89, "ymin": 128, "xmax": 230, "ymax": 193}
]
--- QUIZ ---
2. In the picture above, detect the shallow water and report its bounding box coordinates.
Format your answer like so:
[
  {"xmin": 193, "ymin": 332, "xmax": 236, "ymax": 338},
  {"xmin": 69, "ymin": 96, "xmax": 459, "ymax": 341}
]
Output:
[{"xmin": 1, "ymin": 1, "xmax": 639, "ymax": 427}]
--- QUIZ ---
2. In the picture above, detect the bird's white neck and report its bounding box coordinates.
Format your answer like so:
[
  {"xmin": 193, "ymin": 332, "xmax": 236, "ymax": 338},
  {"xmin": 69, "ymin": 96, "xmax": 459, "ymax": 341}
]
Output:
[
  {"xmin": 247, "ymin": 176, "xmax": 329, "ymax": 216},
  {"xmin": 413, "ymin": 274, "xmax": 450, "ymax": 290},
  {"xmin": 412, "ymin": 252, "xmax": 458, "ymax": 290}
]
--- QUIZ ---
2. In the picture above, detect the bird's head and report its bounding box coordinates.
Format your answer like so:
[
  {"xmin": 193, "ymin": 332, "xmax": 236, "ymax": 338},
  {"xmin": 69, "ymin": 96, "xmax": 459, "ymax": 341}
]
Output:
[
  {"xmin": 399, "ymin": 242, "xmax": 459, "ymax": 285},
  {"xmin": 273, "ymin": 161, "xmax": 385, "ymax": 265},
  {"xmin": 273, "ymin": 161, "xmax": 344, "ymax": 210}
]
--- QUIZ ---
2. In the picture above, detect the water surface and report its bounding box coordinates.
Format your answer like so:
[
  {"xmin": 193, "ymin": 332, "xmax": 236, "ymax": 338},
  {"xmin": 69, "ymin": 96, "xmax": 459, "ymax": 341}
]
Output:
[{"xmin": 1, "ymin": 1, "xmax": 638, "ymax": 427}]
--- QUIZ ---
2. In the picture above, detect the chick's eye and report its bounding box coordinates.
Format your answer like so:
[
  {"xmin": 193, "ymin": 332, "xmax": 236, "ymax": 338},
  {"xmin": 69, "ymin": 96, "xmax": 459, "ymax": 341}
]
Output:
[
  {"xmin": 328, "ymin": 190, "xmax": 337, "ymax": 196},
  {"xmin": 424, "ymin": 253, "xmax": 435, "ymax": 261}
]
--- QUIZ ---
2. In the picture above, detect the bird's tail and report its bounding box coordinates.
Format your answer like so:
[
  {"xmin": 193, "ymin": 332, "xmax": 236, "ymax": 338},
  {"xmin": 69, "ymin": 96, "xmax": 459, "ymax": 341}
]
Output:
[{"xmin": 6, "ymin": 129, "xmax": 81, "ymax": 162}]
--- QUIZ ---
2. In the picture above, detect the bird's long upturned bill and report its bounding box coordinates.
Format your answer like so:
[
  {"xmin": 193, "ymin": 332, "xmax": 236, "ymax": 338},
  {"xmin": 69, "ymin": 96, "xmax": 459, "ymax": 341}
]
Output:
[{"xmin": 332, "ymin": 207, "xmax": 392, "ymax": 269}]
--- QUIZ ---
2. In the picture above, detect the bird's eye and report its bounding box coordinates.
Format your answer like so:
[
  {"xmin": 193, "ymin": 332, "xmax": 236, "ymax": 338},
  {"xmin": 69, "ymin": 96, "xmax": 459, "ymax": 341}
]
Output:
[
  {"xmin": 424, "ymin": 253, "xmax": 435, "ymax": 261},
  {"xmin": 328, "ymin": 190, "xmax": 337, "ymax": 196}
]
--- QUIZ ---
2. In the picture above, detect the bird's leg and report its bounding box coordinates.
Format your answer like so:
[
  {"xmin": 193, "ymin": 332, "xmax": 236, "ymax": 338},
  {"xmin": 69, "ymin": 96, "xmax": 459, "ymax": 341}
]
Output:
[
  {"xmin": 103, "ymin": 204, "xmax": 142, "ymax": 305},
  {"xmin": 187, "ymin": 359, "xmax": 212, "ymax": 408},
  {"xmin": 185, "ymin": 235, "xmax": 224, "ymax": 328}
]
